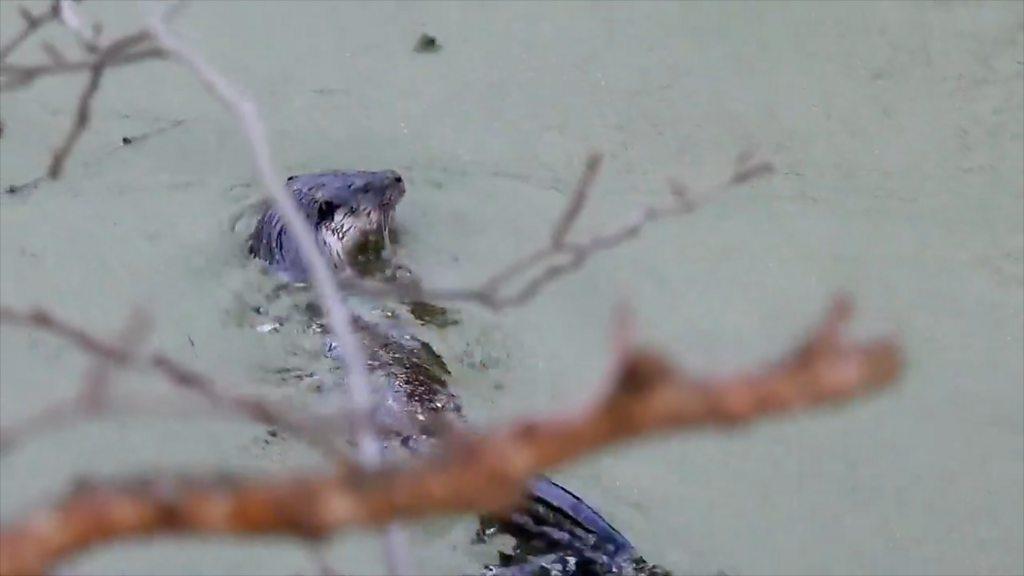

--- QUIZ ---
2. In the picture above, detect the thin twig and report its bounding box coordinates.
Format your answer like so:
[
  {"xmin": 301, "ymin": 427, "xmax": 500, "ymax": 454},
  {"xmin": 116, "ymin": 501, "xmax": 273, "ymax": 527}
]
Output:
[
  {"xmin": 0, "ymin": 46, "xmax": 164, "ymax": 91},
  {"xmin": 0, "ymin": 393, "xmax": 259, "ymax": 454},
  {"xmin": 0, "ymin": 2, "xmax": 59, "ymax": 63},
  {"xmin": 145, "ymin": 4, "xmax": 380, "ymax": 464},
  {"xmin": 0, "ymin": 306, "xmax": 347, "ymax": 461},
  {"xmin": 320, "ymin": 153, "xmax": 775, "ymax": 310},
  {"xmin": 46, "ymin": 59, "xmax": 102, "ymax": 177},
  {"xmin": 550, "ymin": 153, "xmax": 603, "ymax": 247},
  {"xmin": 79, "ymin": 309, "xmax": 150, "ymax": 408},
  {"xmin": 56, "ymin": 0, "xmax": 101, "ymax": 53},
  {"xmin": 46, "ymin": 30, "xmax": 158, "ymax": 177},
  {"xmin": 0, "ymin": 0, "xmax": 772, "ymax": 313}
]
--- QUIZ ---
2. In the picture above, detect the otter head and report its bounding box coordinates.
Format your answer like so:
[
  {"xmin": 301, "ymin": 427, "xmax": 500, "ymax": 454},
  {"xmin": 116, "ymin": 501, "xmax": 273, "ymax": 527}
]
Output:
[
  {"xmin": 305, "ymin": 170, "xmax": 406, "ymax": 268},
  {"xmin": 248, "ymin": 170, "xmax": 407, "ymax": 281}
]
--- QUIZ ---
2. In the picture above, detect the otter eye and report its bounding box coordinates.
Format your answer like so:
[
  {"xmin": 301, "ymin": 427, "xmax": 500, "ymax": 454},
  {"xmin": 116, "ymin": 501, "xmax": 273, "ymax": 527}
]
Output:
[{"xmin": 316, "ymin": 202, "xmax": 336, "ymax": 222}]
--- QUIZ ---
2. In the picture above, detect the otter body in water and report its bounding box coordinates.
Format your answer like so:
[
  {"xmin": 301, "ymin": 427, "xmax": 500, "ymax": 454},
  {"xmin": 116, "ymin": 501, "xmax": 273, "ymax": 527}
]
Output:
[{"xmin": 248, "ymin": 170, "xmax": 666, "ymax": 576}]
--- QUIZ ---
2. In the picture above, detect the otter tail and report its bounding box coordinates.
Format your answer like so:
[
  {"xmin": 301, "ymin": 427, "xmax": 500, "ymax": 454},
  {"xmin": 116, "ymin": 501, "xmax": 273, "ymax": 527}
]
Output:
[{"xmin": 479, "ymin": 476, "xmax": 669, "ymax": 576}]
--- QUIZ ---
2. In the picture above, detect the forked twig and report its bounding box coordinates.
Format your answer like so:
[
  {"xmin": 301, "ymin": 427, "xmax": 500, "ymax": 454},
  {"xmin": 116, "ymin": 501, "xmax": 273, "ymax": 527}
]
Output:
[
  {"xmin": 325, "ymin": 151, "xmax": 775, "ymax": 310},
  {"xmin": 46, "ymin": 30, "xmax": 158, "ymax": 178},
  {"xmin": 0, "ymin": 3, "xmax": 59, "ymax": 63}
]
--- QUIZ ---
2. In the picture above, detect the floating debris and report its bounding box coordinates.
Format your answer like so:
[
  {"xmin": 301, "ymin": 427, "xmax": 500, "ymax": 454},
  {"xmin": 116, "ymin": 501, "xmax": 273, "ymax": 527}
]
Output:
[
  {"xmin": 256, "ymin": 322, "xmax": 281, "ymax": 334},
  {"xmin": 4, "ymin": 176, "xmax": 46, "ymax": 195},
  {"xmin": 116, "ymin": 118, "xmax": 186, "ymax": 147},
  {"xmin": 408, "ymin": 301, "xmax": 459, "ymax": 328},
  {"xmin": 303, "ymin": 301, "xmax": 323, "ymax": 319},
  {"xmin": 414, "ymin": 33, "xmax": 441, "ymax": 54}
]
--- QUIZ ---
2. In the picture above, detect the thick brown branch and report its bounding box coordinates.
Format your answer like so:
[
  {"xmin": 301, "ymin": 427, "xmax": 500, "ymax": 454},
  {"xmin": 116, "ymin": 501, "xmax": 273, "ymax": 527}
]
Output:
[{"xmin": 0, "ymin": 297, "xmax": 902, "ymax": 576}]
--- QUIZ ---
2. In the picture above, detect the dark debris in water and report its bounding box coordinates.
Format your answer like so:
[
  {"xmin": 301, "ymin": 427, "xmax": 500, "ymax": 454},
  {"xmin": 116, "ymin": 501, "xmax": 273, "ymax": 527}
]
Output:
[
  {"xmin": 414, "ymin": 33, "xmax": 441, "ymax": 54},
  {"xmin": 4, "ymin": 176, "xmax": 45, "ymax": 195},
  {"xmin": 408, "ymin": 300, "xmax": 460, "ymax": 328}
]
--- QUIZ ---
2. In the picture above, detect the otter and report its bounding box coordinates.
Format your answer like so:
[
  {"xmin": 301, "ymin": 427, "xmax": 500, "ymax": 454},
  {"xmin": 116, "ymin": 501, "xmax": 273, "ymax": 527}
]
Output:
[{"xmin": 248, "ymin": 170, "xmax": 667, "ymax": 576}]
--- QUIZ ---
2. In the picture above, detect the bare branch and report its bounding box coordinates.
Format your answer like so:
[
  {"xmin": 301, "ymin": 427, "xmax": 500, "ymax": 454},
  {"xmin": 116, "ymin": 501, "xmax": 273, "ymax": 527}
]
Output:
[
  {"xmin": 56, "ymin": 0, "xmax": 101, "ymax": 53},
  {"xmin": 0, "ymin": 306, "xmax": 348, "ymax": 461},
  {"xmin": 0, "ymin": 297, "xmax": 903, "ymax": 576},
  {"xmin": 39, "ymin": 41, "xmax": 68, "ymax": 66},
  {"xmin": 0, "ymin": 45, "xmax": 163, "ymax": 91},
  {"xmin": 0, "ymin": 2, "xmax": 59, "ymax": 63},
  {"xmin": 145, "ymin": 5, "xmax": 382, "ymax": 465},
  {"xmin": 79, "ymin": 309, "xmax": 150, "ymax": 408},
  {"xmin": 1, "ymin": 0, "xmax": 772, "ymax": 314},
  {"xmin": 45, "ymin": 30, "xmax": 159, "ymax": 177},
  {"xmin": 0, "ymin": 393, "xmax": 254, "ymax": 455},
  {"xmin": 1, "ymin": 6, "xmax": 165, "ymax": 174},
  {"xmin": 0, "ymin": 7, "xmax": 834, "ymax": 576},
  {"xmin": 730, "ymin": 160, "xmax": 776, "ymax": 186},
  {"xmin": 46, "ymin": 59, "xmax": 102, "ymax": 177},
  {"xmin": 317, "ymin": 153, "xmax": 776, "ymax": 311},
  {"xmin": 550, "ymin": 153, "xmax": 603, "ymax": 247},
  {"xmin": 143, "ymin": 8, "xmax": 412, "ymax": 571}
]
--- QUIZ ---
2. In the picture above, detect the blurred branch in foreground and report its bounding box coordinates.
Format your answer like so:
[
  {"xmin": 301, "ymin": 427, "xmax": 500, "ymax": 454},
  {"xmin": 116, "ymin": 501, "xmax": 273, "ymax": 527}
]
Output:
[
  {"xmin": 0, "ymin": 297, "xmax": 902, "ymax": 576},
  {"xmin": 0, "ymin": 3, "xmax": 903, "ymax": 576}
]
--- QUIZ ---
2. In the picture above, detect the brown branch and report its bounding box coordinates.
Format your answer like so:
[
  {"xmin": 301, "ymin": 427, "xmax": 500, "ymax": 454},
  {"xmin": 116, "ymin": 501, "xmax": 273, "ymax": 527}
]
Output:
[{"xmin": 0, "ymin": 297, "xmax": 903, "ymax": 576}]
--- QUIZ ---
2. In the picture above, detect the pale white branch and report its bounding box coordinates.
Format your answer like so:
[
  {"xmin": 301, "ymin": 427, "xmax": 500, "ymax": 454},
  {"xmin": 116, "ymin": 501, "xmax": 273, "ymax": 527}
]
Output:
[{"xmin": 144, "ymin": 6, "xmax": 409, "ymax": 573}]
